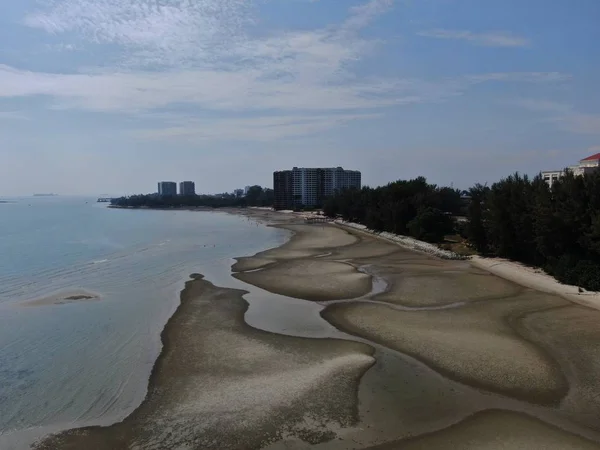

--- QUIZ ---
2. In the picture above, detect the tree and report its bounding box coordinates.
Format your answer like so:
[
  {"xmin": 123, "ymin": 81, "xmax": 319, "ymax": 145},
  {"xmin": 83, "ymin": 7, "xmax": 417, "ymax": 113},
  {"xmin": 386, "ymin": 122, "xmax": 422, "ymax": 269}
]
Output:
[
  {"xmin": 407, "ymin": 207, "xmax": 454, "ymax": 243},
  {"xmin": 466, "ymin": 184, "xmax": 489, "ymax": 253}
]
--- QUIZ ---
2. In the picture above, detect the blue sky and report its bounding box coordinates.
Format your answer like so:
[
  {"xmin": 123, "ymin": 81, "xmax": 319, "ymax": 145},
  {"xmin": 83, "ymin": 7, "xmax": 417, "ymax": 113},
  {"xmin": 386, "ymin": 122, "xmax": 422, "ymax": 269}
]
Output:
[{"xmin": 0, "ymin": 0, "xmax": 598, "ymax": 195}]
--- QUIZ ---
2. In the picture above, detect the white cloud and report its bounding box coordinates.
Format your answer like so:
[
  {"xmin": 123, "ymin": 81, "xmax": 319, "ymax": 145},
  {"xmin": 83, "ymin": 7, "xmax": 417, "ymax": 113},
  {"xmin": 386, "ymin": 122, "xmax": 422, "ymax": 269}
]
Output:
[
  {"xmin": 467, "ymin": 72, "xmax": 571, "ymax": 83},
  {"xmin": 24, "ymin": 0, "xmax": 252, "ymax": 68},
  {"xmin": 0, "ymin": 111, "xmax": 28, "ymax": 120},
  {"xmin": 418, "ymin": 29, "xmax": 531, "ymax": 48},
  {"xmin": 2, "ymin": 0, "xmax": 572, "ymax": 143},
  {"xmin": 512, "ymin": 99, "xmax": 600, "ymax": 135},
  {"xmin": 132, "ymin": 113, "xmax": 382, "ymax": 142}
]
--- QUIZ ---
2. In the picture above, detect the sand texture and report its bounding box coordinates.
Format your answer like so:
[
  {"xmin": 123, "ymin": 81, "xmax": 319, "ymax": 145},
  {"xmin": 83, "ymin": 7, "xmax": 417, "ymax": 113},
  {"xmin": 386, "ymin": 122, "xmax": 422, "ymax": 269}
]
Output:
[
  {"xmin": 323, "ymin": 296, "xmax": 568, "ymax": 404},
  {"xmin": 35, "ymin": 275, "xmax": 375, "ymax": 449},
  {"xmin": 471, "ymin": 256, "xmax": 600, "ymax": 311},
  {"xmin": 34, "ymin": 208, "xmax": 600, "ymax": 449},
  {"xmin": 368, "ymin": 410, "xmax": 600, "ymax": 450}
]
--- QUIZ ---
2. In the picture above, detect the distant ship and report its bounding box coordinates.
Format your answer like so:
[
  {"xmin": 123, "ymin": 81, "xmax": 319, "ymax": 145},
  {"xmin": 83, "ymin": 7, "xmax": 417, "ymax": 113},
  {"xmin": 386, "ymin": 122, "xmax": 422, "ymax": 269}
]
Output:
[{"xmin": 33, "ymin": 193, "xmax": 58, "ymax": 197}]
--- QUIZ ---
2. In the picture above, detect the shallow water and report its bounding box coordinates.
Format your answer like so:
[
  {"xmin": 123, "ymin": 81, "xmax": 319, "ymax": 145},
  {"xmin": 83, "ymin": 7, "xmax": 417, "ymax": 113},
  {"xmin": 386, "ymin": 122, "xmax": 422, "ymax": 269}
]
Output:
[{"xmin": 0, "ymin": 198, "xmax": 288, "ymax": 447}]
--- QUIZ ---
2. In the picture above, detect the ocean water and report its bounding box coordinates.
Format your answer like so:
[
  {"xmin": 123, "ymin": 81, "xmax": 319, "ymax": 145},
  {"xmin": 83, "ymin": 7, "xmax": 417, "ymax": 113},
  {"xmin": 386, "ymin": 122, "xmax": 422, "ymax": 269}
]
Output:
[{"xmin": 0, "ymin": 197, "xmax": 288, "ymax": 447}]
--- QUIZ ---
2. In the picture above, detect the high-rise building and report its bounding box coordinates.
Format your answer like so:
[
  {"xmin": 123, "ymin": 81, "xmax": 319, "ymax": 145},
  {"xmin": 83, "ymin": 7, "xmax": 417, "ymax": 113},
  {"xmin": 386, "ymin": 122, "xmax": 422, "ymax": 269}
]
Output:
[
  {"xmin": 234, "ymin": 189, "xmax": 244, "ymax": 198},
  {"xmin": 157, "ymin": 181, "xmax": 177, "ymax": 196},
  {"xmin": 179, "ymin": 181, "xmax": 196, "ymax": 196},
  {"xmin": 273, "ymin": 167, "xmax": 361, "ymax": 210},
  {"xmin": 274, "ymin": 170, "xmax": 294, "ymax": 210}
]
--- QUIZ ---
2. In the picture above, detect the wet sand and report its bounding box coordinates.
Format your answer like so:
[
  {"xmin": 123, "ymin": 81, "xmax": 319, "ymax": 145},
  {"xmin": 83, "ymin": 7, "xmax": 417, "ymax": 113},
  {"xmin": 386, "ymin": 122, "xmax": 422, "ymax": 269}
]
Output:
[
  {"xmin": 35, "ymin": 275, "xmax": 375, "ymax": 449},
  {"xmin": 234, "ymin": 215, "xmax": 600, "ymax": 448},
  {"xmin": 22, "ymin": 289, "xmax": 100, "ymax": 307},
  {"xmin": 368, "ymin": 410, "xmax": 600, "ymax": 450},
  {"xmin": 35, "ymin": 209, "xmax": 600, "ymax": 449}
]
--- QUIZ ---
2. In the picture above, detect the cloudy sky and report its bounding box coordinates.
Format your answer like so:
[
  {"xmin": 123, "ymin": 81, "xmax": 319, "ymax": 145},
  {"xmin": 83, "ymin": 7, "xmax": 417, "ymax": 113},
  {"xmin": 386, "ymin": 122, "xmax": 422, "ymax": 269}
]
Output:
[{"xmin": 0, "ymin": 0, "xmax": 598, "ymax": 195}]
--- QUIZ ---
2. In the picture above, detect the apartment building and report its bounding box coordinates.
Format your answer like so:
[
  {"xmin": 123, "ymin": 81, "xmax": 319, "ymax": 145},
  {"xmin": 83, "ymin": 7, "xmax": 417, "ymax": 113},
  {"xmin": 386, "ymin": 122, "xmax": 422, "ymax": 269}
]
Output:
[
  {"xmin": 542, "ymin": 153, "xmax": 600, "ymax": 187},
  {"xmin": 179, "ymin": 181, "xmax": 196, "ymax": 196},
  {"xmin": 157, "ymin": 181, "xmax": 177, "ymax": 196},
  {"xmin": 273, "ymin": 167, "xmax": 361, "ymax": 209}
]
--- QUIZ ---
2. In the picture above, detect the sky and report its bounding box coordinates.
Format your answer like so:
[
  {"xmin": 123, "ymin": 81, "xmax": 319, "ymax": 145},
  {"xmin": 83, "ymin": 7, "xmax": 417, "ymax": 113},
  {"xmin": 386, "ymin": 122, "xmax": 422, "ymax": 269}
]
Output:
[{"xmin": 0, "ymin": 0, "xmax": 598, "ymax": 196}]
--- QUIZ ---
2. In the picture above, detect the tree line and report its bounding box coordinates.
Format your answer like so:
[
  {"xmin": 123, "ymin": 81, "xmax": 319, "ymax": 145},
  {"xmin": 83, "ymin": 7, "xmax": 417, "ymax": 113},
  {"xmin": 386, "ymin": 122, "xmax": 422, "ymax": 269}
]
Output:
[
  {"xmin": 110, "ymin": 185, "xmax": 274, "ymax": 209},
  {"xmin": 324, "ymin": 171, "xmax": 600, "ymax": 291},
  {"xmin": 466, "ymin": 171, "xmax": 600, "ymax": 291},
  {"xmin": 323, "ymin": 177, "xmax": 463, "ymax": 243}
]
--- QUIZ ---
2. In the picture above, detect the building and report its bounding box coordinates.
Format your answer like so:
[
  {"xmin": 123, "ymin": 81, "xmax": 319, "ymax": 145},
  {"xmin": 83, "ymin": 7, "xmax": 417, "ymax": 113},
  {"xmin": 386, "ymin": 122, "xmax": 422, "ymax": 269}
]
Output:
[
  {"xmin": 273, "ymin": 167, "xmax": 361, "ymax": 210},
  {"xmin": 234, "ymin": 189, "xmax": 244, "ymax": 198},
  {"xmin": 541, "ymin": 170, "xmax": 563, "ymax": 188},
  {"xmin": 274, "ymin": 170, "xmax": 294, "ymax": 210},
  {"xmin": 542, "ymin": 153, "xmax": 600, "ymax": 187},
  {"xmin": 179, "ymin": 181, "xmax": 196, "ymax": 196},
  {"xmin": 244, "ymin": 186, "xmax": 251, "ymax": 195},
  {"xmin": 157, "ymin": 181, "xmax": 177, "ymax": 196}
]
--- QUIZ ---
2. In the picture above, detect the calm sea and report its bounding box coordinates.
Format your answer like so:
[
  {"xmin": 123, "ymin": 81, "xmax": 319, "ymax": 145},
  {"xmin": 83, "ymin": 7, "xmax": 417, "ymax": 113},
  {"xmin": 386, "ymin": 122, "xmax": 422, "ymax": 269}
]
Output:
[{"xmin": 0, "ymin": 197, "xmax": 288, "ymax": 448}]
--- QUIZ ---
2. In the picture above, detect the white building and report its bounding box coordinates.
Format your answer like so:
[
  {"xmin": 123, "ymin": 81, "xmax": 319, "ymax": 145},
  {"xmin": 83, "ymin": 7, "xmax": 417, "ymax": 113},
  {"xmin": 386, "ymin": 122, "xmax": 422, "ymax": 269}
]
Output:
[
  {"xmin": 542, "ymin": 153, "xmax": 600, "ymax": 187},
  {"xmin": 274, "ymin": 167, "xmax": 361, "ymax": 209},
  {"xmin": 290, "ymin": 167, "xmax": 361, "ymax": 207},
  {"xmin": 541, "ymin": 170, "xmax": 564, "ymax": 187}
]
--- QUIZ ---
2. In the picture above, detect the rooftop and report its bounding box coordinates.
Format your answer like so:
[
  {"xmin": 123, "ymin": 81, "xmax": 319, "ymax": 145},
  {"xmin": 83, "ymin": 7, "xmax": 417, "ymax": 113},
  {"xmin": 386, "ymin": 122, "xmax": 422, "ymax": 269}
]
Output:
[{"xmin": 580, "ymin": 153, "xmax": 600, "ymax": 162}]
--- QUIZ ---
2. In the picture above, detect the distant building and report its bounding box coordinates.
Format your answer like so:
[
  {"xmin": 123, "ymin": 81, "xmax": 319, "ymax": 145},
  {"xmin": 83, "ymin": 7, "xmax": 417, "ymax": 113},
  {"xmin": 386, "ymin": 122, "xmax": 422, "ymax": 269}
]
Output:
[
  {"xmin": 244, "ymin": 186, "xmax": 251, "ymax": 195},
  {"xmin": 179, "ymin": 181, "xmax": 196, "ymax": 196},
  {"xmin": 157, "ymin": 181, "xmax": 177, "ymax": 196},
  {"xmin": 273, "ymin": 167, "xmax": 361, "ymax": 210},
  {"xmin": 542, "ymin": 153, "xmax": 600, "ymax": 187},
  {"xmin": 274, "ymin": 170, "xmax": 294, "ymax": 210},
  {"xmin": 234, "ymin": 189, "xmax": 244, "ymax": 198},
  {"xmin": 541, "ymin": 170, "xmax": 563, "ymax": 188}
]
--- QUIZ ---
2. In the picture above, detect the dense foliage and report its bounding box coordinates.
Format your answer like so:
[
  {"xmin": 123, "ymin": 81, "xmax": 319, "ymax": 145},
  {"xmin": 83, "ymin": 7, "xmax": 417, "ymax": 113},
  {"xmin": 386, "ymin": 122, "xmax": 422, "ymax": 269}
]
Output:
[
  {"xmin": 110, "ymin": 185, "xmax": 274, "ymax": 208},
  {"xmin": 465, "ymin": 171, "xmax": 600, "ymax": 291},
  {"xmin": 324, "ymin": 171, "xmax": 600, "ymax": 291},
  {"xmin": 323, "ymin": 177, "xmax": 461, "ymax": 243}
]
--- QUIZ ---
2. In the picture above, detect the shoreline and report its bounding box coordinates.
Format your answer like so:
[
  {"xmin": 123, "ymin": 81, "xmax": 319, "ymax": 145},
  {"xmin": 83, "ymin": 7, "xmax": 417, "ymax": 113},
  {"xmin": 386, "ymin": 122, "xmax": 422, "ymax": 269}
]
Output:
[
  {"xmin": 109, "ymin": 204, "xmax": 600, "ymax": 313},
  {"xmin": 470, "ymin": 255, "xmax": 600, "ymax": 311},
  {"xmin": 333, "ymin": 218, "xmax": 600, "ymax": 312},
  {"xmin": 32, "ymin": 214, "xmax": 379, "ymax": 449},
  {"xmin": 32, "ymin": 208, "xmax": 600, "ymax": 449}
]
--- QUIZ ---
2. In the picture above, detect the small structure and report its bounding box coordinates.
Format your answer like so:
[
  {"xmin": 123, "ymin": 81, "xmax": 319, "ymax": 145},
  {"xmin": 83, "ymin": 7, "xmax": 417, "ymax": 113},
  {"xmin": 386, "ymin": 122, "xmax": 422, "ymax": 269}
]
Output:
[{"xmin": 304, "ymin": 216, "xmax": 332, "ymax": 224}]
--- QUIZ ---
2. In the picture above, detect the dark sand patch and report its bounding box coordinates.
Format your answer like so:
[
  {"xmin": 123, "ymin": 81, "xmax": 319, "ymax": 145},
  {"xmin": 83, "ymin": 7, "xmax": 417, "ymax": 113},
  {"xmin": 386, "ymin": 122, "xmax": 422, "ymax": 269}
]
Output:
[
  {"xmin": 22, "ymin": 290, "xmax": 100, "ymax": 307},
  {"xmin": 367, "ymin": 410, "xmax": 600, "ymax": 450},
  {"xmin": 35, "ymin": 275, "xmax": 375, "ymax": 450}
]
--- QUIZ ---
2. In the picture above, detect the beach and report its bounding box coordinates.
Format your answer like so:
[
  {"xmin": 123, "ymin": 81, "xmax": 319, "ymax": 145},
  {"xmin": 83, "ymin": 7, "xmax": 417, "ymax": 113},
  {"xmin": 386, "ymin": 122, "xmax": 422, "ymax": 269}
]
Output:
[{"xmin": 35, "ymin": 209, "xmax": 600, "ymax": 449}]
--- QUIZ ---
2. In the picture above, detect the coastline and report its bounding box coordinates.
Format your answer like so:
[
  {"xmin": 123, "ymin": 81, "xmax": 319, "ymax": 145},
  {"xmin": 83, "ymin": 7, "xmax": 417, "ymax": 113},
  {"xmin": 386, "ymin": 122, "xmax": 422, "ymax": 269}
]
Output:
[
  {"xmin": 34, "ymin": 208, "xmax": 600, "ymax": 449},
  {"xmin": 470, "ymin": 256, "xmax": 600, "ymax": 312},
  {"xmin": 332, "ymin": 217, "xmax": 600, "ymax": 313}
]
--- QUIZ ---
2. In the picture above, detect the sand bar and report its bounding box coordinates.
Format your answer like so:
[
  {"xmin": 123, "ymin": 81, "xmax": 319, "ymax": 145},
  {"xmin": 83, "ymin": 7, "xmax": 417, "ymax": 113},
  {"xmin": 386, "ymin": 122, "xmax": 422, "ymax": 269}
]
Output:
[{"xmin": 35, "ymin": 274, "xmax": 375, "ymax": 449}]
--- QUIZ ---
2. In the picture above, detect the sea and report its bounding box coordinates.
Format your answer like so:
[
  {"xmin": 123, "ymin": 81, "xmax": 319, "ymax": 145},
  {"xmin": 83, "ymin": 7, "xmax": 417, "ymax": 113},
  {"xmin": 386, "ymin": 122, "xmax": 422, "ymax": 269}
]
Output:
[{"xmin": 0, "ymin": 197, "xmax": 289, "ymax": 448}]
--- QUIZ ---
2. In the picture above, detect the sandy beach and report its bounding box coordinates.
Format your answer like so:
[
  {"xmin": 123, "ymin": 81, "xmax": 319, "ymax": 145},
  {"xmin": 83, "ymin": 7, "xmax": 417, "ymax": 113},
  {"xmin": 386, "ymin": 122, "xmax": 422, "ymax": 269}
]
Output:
[{"xmin": 35, "ymin": 208, "xmax": 600, "ymax": 449}]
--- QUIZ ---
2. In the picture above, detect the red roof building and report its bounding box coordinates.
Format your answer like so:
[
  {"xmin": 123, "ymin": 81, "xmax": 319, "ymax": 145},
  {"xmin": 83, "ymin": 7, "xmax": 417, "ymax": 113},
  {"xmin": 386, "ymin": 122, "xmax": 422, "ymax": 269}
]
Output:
[
  {"xmin": 542, "ymin": 153, "xmax": 600, "ymax": 187},
  {"xmin": 580, "ymin": 153, "xmax": 600, "ymax": 164}
]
